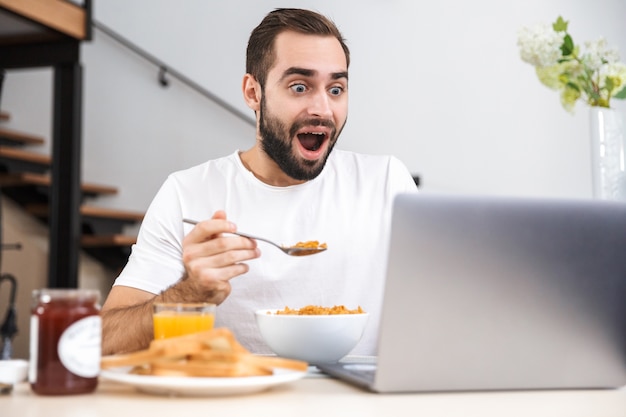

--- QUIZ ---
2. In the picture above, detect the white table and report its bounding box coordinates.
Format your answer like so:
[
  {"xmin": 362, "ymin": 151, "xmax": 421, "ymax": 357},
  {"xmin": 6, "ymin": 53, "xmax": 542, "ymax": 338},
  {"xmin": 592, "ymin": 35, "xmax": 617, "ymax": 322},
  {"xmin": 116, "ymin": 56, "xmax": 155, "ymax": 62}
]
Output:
[{"xmin": 3, "ymin": 371, "xmax": 626, "ymax": 417}]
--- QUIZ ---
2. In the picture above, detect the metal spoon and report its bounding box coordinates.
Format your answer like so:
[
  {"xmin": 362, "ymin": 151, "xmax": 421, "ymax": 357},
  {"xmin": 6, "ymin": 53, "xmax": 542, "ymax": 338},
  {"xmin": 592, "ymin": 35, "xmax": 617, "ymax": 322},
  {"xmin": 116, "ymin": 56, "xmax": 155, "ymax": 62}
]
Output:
[{"xmin": 182, "ymin": 218, "xmax": 327, "ymax": 256}]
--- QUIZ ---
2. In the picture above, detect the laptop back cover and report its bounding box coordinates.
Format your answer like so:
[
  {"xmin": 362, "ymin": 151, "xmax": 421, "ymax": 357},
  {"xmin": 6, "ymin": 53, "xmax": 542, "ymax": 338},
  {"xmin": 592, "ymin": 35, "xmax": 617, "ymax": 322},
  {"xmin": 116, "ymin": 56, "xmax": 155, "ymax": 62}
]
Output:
[{"xmin": 371, "ymin": 193, "xmax": 626, "ymax": 393}]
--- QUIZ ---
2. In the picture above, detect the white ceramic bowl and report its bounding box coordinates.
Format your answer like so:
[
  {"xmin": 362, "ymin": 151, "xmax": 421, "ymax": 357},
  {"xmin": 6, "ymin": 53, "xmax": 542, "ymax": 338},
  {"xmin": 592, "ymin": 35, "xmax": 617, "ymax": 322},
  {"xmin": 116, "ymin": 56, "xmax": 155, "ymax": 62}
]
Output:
[
  {"xmin": 0, "ymin": 359, "xmax": 29, "ymax": 384},
  {"xmin": 255, "ymin": 309, "xmax": 369, "ymax": 364}
]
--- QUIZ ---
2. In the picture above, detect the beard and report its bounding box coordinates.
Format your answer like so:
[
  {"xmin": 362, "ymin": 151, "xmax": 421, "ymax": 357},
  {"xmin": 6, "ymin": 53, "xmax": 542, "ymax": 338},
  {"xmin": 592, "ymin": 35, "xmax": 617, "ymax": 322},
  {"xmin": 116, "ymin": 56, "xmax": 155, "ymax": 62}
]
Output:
[{"xmin": 258, "ymin": 96, "xmax": 345, "ymax": 181}]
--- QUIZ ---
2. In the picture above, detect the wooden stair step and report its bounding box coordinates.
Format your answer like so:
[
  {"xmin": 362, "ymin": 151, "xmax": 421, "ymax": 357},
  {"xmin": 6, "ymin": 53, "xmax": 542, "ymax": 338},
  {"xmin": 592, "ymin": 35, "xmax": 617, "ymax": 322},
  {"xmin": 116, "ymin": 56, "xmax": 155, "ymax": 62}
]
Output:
[
  {"xmin": 0, "ymin": 0, "xmax": 89, "ymax": 41},
  {"xmin": 81, "ymin": 234, "xmax": 137, "ymax": 248},
  {"xmin": 80, "ymin": 234, "xmax": 136, "ymax": 272},
  {"xmin": 0, "ymin": 146, "xmax": 50, "ymax": 164},
  {"xmin": 79, "ymin": 205, "xmax": 144, "ymax": 222},
  {"xmin": 27, "ymin": 203, "xmax": 143, "ymax": 236},
  {"xmin": 0, "ymin": 145, "xmax": 50, "ymax": 173},
  {"xmin": 0, "ymin": 172, "xmax": 118, "ymax": 197},
  {"xmin": 0, "ymin": 126, "xmax": 46, "ymax": 146},
  {"xmin": 81, "ymin": 236, "xmax": 135, "ymax": 271},
  {"xmin": 26, "ymin": 203, "xmax": 143, "ymax": 223}
]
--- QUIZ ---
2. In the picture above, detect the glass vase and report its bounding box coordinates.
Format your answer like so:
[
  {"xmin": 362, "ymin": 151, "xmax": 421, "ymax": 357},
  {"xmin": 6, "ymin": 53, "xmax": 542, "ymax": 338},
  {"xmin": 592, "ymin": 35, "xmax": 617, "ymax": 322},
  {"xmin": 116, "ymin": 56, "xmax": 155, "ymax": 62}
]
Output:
[{"xmin": 589, "ymin": 107, "xmax": 626, "ymax": 200}]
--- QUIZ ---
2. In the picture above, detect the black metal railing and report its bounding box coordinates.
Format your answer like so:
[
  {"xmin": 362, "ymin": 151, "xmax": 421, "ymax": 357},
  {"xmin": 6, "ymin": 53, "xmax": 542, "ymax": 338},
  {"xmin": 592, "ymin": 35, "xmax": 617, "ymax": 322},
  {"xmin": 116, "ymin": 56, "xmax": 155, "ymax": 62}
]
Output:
[{"xmin": 92, "ymin": 20, "xmax": 255, "ymax": 127}]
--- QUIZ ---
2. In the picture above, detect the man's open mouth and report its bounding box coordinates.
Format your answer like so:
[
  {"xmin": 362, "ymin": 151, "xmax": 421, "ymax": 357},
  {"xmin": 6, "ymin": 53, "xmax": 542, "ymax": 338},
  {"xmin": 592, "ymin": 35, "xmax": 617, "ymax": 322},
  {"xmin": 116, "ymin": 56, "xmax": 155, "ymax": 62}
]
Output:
[{"xmin": 297, "ymin": 132, "xmax": 327, "ymax": 151}]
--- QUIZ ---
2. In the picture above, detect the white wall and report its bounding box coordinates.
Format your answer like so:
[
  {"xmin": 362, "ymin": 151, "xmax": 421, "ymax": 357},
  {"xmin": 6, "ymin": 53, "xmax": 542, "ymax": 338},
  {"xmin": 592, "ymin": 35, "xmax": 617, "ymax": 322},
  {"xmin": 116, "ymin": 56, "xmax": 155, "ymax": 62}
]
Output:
[{"xmin": 2, "ymin": 0, "xmax": 626, "ymax": 215}]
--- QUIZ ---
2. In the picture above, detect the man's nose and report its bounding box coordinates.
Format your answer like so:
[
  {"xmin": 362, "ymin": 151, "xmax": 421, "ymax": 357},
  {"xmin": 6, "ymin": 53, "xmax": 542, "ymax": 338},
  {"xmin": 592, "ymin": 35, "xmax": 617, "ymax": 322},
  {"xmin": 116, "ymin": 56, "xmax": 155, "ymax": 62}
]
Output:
[{"xmin": 307, "ymin": 91, "xmax": 333, "ymax": 118}]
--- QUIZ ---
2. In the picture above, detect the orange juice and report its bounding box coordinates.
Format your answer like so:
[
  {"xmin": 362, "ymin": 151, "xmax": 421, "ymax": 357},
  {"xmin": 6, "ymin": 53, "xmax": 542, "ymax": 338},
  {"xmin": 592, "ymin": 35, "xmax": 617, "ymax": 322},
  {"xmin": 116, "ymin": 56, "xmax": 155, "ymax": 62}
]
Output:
[{"xmin": 152, "ymin": 302, "xmax": 216, "ymax": 339}]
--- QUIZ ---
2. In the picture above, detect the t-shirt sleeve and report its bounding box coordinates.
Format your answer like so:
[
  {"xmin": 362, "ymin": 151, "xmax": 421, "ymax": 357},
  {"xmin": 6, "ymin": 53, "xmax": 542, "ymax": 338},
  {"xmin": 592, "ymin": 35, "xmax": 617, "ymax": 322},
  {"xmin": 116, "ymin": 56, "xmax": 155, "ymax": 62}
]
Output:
[
  {"xmin": 112, "ymin": 176, "xmax": 186, "ymax": 294},
  {"xmin": 388, "ymin": 155, "xmax": 419, "ymax": 194}
]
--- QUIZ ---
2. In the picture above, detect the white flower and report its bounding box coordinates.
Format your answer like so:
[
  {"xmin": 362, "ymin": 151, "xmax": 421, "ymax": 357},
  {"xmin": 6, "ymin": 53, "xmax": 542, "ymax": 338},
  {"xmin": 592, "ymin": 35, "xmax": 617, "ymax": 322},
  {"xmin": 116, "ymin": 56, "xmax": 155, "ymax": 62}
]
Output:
[
  {"xmin": 517, "ymin": 23, "xmax": 565, "ymax": 67},
  {"xmin": 584, "ymin": 37, "xmax": 620, "ymax": 70}
]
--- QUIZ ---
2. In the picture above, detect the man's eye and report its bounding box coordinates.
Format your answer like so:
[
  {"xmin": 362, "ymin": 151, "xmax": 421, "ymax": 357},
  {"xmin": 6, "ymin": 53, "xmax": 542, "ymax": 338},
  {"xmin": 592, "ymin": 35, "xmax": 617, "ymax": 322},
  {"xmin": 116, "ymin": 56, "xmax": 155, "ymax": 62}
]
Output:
[
  {"xmin": 290, "ymin": 84, "xmax": 307, "ymax": 93},
  {"xmin": 329, "ymin": 86, "xmax": 343, "ymax": 96}
]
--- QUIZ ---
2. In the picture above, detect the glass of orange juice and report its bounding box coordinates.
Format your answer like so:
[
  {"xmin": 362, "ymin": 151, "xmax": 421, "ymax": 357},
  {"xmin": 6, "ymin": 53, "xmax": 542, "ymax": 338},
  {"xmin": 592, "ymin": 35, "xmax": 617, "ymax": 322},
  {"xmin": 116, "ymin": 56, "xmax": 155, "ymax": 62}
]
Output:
[{"xmin": 152, "ymin": 302, "xmax": 216, "ymax": 339}]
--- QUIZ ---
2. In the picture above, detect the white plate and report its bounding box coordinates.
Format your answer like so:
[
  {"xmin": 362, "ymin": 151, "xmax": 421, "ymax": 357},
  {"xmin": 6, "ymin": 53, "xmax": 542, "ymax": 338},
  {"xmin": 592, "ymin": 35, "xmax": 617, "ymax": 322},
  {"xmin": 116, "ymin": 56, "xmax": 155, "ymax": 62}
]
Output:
[{"xmin": 100, "ymin": 367, "xmax": 307, "ymax": 396}]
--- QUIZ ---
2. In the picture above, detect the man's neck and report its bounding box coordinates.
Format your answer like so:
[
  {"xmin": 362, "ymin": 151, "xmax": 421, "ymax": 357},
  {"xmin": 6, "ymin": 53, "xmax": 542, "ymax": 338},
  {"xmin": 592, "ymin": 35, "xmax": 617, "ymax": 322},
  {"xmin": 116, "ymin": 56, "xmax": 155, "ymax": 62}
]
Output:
[{"xmin": 238, "ymin": 147, "xmax": 306, "ymax": 187}]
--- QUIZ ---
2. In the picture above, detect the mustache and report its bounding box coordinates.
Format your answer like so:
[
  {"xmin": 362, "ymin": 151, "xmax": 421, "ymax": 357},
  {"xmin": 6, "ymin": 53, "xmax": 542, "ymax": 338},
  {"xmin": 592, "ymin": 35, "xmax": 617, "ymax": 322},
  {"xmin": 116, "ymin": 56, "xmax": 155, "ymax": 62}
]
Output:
[{"xmin": 289, "ymin": 118, "xmax": 336, "ymax": 137}]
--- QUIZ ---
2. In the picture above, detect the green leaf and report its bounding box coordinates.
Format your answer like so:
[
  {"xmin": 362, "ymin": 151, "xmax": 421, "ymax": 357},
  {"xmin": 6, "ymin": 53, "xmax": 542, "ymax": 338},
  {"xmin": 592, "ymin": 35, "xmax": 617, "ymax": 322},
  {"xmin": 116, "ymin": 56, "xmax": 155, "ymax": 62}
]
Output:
[
  {"xmin": 553, "ymin": 16, "xmax": 568, "ymax": 32},
  {"xmin": 614, "ymin": 86, "xmax": 626, "ymax": 99},
  {"xmin": 561, "ymin": 34, "xmax": 574, "ymax": 56},
  {"xmin": 566, "ymin": 81, "xmax": 580, "ymax": 92}
]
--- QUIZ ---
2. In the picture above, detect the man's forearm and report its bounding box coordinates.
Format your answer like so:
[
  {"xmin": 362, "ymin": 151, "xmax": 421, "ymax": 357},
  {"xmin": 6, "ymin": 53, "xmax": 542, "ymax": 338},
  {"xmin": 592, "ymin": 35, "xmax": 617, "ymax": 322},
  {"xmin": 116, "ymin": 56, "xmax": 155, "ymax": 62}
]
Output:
[
  {"xmin": 101, "ymin": 300, "xmax": 154, "ymax": 355},
  {"xmin": 100, "ymin": 275, "xmax": 228, "ymax": 355}
]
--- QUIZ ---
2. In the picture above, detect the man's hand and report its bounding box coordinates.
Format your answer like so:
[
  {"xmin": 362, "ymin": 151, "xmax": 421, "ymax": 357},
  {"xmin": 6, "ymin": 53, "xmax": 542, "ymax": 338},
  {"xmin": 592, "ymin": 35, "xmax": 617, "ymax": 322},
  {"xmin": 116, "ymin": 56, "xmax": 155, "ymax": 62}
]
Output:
[{"xmin": 175, "ymin": 210, "xmax": 261, "ymax": 305}]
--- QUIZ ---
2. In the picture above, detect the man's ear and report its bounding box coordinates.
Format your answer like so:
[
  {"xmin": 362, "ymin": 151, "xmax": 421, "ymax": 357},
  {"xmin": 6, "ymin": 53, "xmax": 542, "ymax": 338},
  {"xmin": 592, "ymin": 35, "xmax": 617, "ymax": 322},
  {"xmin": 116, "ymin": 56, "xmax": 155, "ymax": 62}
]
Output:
[{"xmin": 242, "ymin": 74, "xmax": 261, "ymax": 111}]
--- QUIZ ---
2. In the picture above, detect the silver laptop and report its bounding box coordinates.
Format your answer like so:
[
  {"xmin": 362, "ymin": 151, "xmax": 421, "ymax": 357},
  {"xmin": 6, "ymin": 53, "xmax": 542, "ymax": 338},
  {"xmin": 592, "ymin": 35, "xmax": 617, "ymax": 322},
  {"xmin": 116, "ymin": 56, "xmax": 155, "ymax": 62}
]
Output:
[{"xmin": 318, "ymin": 193, "xmax": 626, "ymax": 393}]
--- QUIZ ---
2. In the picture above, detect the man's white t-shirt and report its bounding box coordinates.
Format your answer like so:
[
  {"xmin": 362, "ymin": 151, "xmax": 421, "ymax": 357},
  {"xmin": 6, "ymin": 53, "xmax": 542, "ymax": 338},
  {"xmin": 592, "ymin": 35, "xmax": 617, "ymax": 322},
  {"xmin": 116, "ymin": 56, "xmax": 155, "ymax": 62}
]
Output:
[{"xmin": 113, "ymin": 149, "xmax": 417, "ymax": 355}]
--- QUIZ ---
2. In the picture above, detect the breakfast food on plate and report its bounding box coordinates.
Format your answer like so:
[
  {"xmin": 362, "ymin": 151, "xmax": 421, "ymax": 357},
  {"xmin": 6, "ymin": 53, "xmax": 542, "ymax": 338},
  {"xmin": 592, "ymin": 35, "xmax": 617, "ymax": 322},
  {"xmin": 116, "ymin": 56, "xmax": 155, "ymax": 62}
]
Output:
[
  {"xmin": 100, "ymin": 327, "xmax": 308, "ymax": 377},
  {"xmin": 273, "ymin": 305, "xmax": 365, "ymax": 315}
]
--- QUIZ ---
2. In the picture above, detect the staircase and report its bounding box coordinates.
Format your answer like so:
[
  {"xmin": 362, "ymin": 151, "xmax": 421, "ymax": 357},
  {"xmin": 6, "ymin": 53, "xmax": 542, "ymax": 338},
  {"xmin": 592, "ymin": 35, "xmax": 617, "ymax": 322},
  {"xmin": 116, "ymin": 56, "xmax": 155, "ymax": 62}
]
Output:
[
  {"xmin": 0, "ymin": 112, "xmax": 143, "ymax": 272},
  {"xmin": 1, "ymin": 0, "xmax": 120, "ymax": 287}
]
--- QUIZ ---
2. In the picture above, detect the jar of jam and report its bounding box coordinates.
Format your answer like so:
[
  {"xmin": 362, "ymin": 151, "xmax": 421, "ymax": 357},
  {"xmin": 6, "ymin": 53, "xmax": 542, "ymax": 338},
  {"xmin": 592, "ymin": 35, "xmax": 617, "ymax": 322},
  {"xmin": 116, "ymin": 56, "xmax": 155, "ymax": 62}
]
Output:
[{"xmin": 29, "ymin": 289, "xmax": 101, "ymax": 395}]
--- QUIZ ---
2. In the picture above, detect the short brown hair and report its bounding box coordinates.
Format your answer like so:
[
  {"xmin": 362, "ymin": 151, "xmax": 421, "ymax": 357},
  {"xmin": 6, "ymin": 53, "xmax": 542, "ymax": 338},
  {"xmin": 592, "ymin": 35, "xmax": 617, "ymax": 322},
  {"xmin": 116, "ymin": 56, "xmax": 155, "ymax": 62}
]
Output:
[{"xmin": 246, "ymin": 8, "xmax": 350, "ymax": 88}]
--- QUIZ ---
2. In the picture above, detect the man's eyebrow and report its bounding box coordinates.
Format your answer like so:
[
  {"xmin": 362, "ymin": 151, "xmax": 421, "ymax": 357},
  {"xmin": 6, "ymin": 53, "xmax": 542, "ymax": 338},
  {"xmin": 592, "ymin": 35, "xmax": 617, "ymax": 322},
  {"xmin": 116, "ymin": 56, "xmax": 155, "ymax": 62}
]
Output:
[
  {"xmin": 279, "ymin": 67, "xmax": 349, "ymax": 82},
  {"xmin": 281, "ymin": 67, "xmax": 314, "ymax": 80},
  {"xmin": 332, "ymin": 71, "xmax": 349, "ymax": 81}
]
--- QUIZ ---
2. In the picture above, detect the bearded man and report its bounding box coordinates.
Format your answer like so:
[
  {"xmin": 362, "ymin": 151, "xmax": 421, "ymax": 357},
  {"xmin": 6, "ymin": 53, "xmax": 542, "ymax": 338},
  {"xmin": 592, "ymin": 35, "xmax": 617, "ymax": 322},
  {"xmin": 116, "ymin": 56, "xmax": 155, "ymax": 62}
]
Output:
[{"xmin": 101, "ymin": 8, "xmax": 417, "ymax": 356}]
